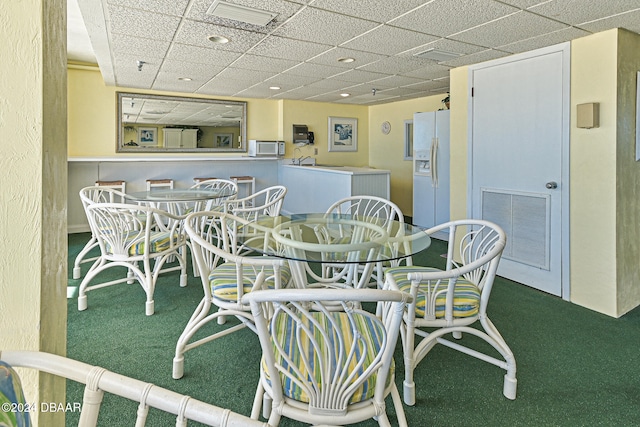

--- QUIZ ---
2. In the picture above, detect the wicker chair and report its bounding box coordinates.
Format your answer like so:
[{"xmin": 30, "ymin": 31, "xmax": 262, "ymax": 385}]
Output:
[
  {"xmin": 0, "ymin": 350, "xmax": 267, "ymax": 427},
  {"xmin": 243, "ymin": 287, "xmax": 411, "ymax": 427},
  {"xmin": 78, "ymin": 201, "xmax": 188, "ymax": 316},
  {"xmin": 173, "ymin": 210, "xmax": 291, "ymax": 379},
  {"xmin": 384, "ymin": 219, "xmax": 517, "ymax": 405}
]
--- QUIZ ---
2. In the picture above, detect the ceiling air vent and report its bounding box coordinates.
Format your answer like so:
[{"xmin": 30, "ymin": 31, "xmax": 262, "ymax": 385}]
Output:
[
  {"xmin": 206, "ymin": 0, "xmax": 277, "ymax": 26},
  {"xmin": 414, "ymin": 48, "xmax": 462, "ymax": 62}
]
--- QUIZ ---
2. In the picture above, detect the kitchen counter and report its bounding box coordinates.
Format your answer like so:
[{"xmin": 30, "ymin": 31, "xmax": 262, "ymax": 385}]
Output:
[
  {"xmin": 279, "ymin": 164, "xmax": 390, "ymax": 214},
  {"xmin": 281, "ymin": 164, "xmax": 390, "ymax": 175}
]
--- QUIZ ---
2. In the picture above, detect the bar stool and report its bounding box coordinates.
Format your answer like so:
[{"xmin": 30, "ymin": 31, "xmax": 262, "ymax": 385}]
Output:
[
  {"xmin": 95, "ymin": 180, "xmax": 126, "ymax": 202},
  {"xmin": 146, "ymin": 178, "xmax": 174, "ymax": 190},
  {"xmin": 230, "ymin": 175, "xmax": 255, "ymax": 198}
]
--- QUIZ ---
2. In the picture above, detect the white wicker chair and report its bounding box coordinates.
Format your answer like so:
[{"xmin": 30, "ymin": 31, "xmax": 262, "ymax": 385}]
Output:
[
  {"xmin": 223, "ymin": 185, "xmax": 286, "ymax": 222},
  {"xmin": 172, "ymin": 210, "xmax": 290, "ymax": 379},
  {"xmin": 384, "ymin": 219, "xmax": 517, "ymax": 405},
  {"xmin": 243, "ymin": 287, "xmax": 411, "ymax": 427},
  {"xmin": 72, "ymin": 185, "xmax": 127, "ymax": 279},
  {"xmin": 0, "ymin": 350, "xmax": 267, "ymax": 427},
  {"xmin": 189, "ymin": 178, "xmax": 238, "ymax": 211},
  {"xmin": 324, "ymin": 195, "xmax": 411, "ymax": 288},
  {"xmin": 78, "ymin": 202, "xmax": 188, "ymax": 316}
]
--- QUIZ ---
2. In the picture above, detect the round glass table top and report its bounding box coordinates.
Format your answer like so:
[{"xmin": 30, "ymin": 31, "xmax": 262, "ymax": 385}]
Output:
[
  {"xmin": 125, "ymin": 188, "xmax": 236, "ymax": 202},
  {"xmin": 239, "ymin": 213, "xmax": 431, "ymax": 264}
]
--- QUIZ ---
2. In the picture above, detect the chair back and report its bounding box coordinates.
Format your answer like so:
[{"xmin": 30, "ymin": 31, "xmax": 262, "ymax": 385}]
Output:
[
  {"xmin": 0, "ymin": 350, "xmax": 267, "ymax": 427},
  {"xmin": 187, "ymin": 178, "xmax": 238, "ymax": 212},
  {"xmin": 243, "ymin": 288, "xmax": 410, "ymax": 421},
  {"xmin": 184, "ymin": 210, "xmax": 287, "ymax": 294},
  {"xmin": 224, "ymin": 185, "xmax": 287, "ymax": 221},
  {"xmin": 87, "ymin": 202, "xmax": 184, "ymax": 261},
  {"xmin": 409, "ymin": 219, "xmax": 506, "ymax": 320}
]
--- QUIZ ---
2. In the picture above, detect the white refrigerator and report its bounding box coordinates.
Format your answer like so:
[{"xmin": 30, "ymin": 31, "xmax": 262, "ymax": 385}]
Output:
[{"xmin": 413, "ymin": 110, "xmax": 450, "ymax": 235}]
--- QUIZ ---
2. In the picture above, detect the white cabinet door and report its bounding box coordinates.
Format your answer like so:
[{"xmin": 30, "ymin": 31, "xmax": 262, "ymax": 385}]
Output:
[
  {"xmin": 163, "ymin": 129, "xmax": 182, "ymax": 148},
  {"xmin": 181, "ymin": 129, "xmax": 198, "ymax": 148}
]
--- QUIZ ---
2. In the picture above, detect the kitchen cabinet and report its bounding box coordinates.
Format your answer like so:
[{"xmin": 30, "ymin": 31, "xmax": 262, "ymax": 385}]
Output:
[
  {"xmin": 163, "ymin": 128, "xmax": 198, "ymax": 148},
  {"xmin": 279, "ymin": 165, "xmax": 390, "ymax": 214},
  {"xmin": 413, "ymin": 110, "xmax": 450, "ymax": 235}
]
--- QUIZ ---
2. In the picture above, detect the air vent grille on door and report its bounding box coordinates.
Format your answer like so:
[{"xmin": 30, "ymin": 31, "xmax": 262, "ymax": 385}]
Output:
[{"xmin": 481, "ymin": 189, "xmax": 550, "ymax": 270}]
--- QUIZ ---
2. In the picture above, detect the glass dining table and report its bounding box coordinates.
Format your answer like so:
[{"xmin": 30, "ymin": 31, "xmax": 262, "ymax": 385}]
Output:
[{"xmin": 237, "ymin": 213, "xmax": 431, "ymax": 289}]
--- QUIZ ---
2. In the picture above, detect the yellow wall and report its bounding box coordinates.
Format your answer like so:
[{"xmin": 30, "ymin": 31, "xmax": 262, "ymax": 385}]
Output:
[
  {"xmin": 281, "ymin": 99, "xmax": 369, "ymax": 165},
  {"xmin": 369, "ymin": 96, "xmax": 445, "ymax": 215},
  {"xmin": 67, "ymin": 66, "xmax": 281, "ymax": 157},
  {"xmin": 2, "ymin": 0, "xmax": 68, "ymax": 425}
]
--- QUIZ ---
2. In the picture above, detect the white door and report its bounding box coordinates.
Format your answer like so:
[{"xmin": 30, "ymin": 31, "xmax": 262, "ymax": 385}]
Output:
[{"xmin": 469, "ymin": 44, "xmax": 570, "ymax": 297}]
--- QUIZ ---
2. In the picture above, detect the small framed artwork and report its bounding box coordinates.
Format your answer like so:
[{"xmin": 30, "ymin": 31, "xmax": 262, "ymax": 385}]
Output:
[
  {"xmin": 215, "ymin": 133, "xmax": 233, "ymax": 147},
  {"xmin": 328, "ymin": 116, "xmax": 358, "ymax": 152},
  {"xmin": 138, "ymin": 127, "xmax": 158, "ymax": 146}
]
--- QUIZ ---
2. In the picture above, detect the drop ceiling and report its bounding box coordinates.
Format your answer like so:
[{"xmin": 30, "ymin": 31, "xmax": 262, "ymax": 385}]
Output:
[{"xmin": 69, "ymin": 0, "xmax": 640, "ymax": 105}]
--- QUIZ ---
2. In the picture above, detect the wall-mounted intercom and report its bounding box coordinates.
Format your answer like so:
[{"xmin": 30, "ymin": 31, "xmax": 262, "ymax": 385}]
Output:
[{"xmin": 293, "ymin": 124, "xmax": 313, "ymax": 144}]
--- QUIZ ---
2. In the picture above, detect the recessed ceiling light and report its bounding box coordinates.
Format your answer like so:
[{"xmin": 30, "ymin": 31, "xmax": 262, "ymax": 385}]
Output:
[
  {"xmin": 208, "ymin": 35, "xmax": 230, "ymax": 44},
  {"xmin": 178, "ymin": 77, "xmax": 192, "ymax": 81},
  {"xmin": 337, "ymin": 57, "xmax": 355, "ymax": 63},
  {"xmin": 269, "ymin": 86, "xmax": 281, "ymax": 90},
  {"xmin": 340, "ymin": 93, "xmax": 350, "ymax": 97}
]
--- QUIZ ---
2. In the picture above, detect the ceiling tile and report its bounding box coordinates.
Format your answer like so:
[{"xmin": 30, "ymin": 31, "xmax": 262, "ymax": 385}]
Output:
[
  {"xmin": 389, "ymin": 0, "xmax": 519, "ymax": 38},
  {"xmin": 109, "ymin": 33, "xmax": 171, "ymax": 60},
  {"xmin": 107, "ymin": 5, "xmax": 181, "ymax": 40},
  {"xmin": 215, "ymin": 67, "xmax": 275, "ymax": 83},
  {"xmin": 438, "ymin": 49, "xmax": 511, "ymax": 67},
  {"xmin": 283, "ymin": 62, "xmax": 345, "ymax": 78},
  {"xmin": 311, "ymin": 0, "xmax": 427, "ymax": 23},
  {"xmin": 164, "ymin": 43, "xmax": 243, "ymax": 66},
  {"xmin": 400, "ymin": 63, "xmax": 451, "ymax": 80},
  {"xmin": 231, "ymin": 53, "xmax": 300, "ymax": 72},
  {"xmin": 498, "ymin": 27, "xmax": 590, "ymax": 53},
  {"xmin": 357, "ymin": 56, "xmax": 433, "ymax": 74},
  {"xmin": 307, "ymin": 47, "xmax": 386, "ymax": 69},
  {"xmin": 341, "ymin": 25, "xmax": 438, "ymax": 55},
  {"xmin": 450, "ymin": 11, "xmax": 568, "ymax": 47},
  {"xmin": 327, "ymin": 69, "xmax": 389, "ymax": 84},
  {"xmin": 249, "ymin": 35, "xmax": 332, "ymax": 61},
  {"xmin": 579, "ymin": 9, "xmax": 640, "ymax": 35},
  {"xmin": 273, "ymin": 7, "xmax": 379, "ymax": 45},
  {"xmin": 370, "ymin": 74, "xmax": 426, "ymax": 88},
  {"xmin": 173, "ymin": 19, "xmax": 266, "ymax": 50},
  {"xmin": 107, "ymin": 0, "xmax": 190, "ymax": 17},
  {"xmin": 529, "ymin": 0, "xmax": 640, "ymax": 26},
  {"xmin": 403, "ymin": 39, "xmax": 487, "ymax": 58},
  {"xmin": 265, "ymin": 73, "xmax": 321, "ymax": 87}
]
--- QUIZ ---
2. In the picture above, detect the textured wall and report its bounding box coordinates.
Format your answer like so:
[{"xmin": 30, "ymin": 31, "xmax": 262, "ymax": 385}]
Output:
[
  {"xmin": 615, "ymin": 29, "xmax": 640, "ymax": 316},
  {"xmin": 0, "ymin": 0, "xmax": 68, "ymax": 425}
]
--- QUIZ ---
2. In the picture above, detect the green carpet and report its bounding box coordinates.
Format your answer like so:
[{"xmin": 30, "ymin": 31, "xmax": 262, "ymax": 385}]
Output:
[{"xmin": 66, "ymin": 232, "xmax": 640, "ymax": 426}]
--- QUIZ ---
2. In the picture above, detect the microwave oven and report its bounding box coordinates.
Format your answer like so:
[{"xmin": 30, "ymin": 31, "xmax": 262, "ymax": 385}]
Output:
[{"xmin": 248, "ymin": 140, "xmax": 285, "ymax": 157}]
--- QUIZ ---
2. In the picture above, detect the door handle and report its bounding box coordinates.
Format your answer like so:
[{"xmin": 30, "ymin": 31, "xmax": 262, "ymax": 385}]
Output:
[{"xmin": 546, "ymin": 181, "xmax": 558, "ymax": 189}]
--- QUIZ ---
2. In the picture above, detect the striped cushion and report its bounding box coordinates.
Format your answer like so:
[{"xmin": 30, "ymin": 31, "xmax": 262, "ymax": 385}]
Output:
[
  {"xmin": 106, "ymin": 231, "xmax": 180, "ymax": 256},
  {"xmin": 386, "ymin": 266, "xmax": 480, "ymax": 318},
  {"xmin": 209, "ymin": 262, "xmax": 291, "ymax": 302},
  {"xmin": 265, "ymin": 311, "xmax": 393, "ymax": 405},
  {"xmin": 0, "ymin": 361, "xmax": 31, "ymax": 426}
]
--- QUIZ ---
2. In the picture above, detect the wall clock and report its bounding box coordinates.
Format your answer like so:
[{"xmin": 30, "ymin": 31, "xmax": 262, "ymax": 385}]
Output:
[{"xmin": 381, "ymin": 121, "xmax": 391, "ymax": 135}]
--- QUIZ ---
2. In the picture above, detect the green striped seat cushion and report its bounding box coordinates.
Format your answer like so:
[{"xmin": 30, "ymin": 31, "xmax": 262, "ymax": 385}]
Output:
[
  {"xmin": 209, "ymin": 262, "xmax": 291, "ymax": 302},
  {"xmin": 386, "ymin": 266, "xmax": 480, "ymax": 318},
  {"xmin": 106, "ymin": 231, "xmax": 180, "ymax": 256},
  {"xmin": 264, "ymin": 311, "xmax": 393, "ymax": 405},
  {"xmin": 0, "ymin": 361, "xmax": 31, "ymax": 426}
]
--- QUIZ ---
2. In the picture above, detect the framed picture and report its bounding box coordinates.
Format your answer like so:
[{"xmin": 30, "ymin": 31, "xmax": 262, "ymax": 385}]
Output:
[
  {"xmin": 328, "ymin": 116, "xmax": 358, "ymax": 152},
  {"xmin": 215, "ymin": 133, "xmax": 233, "ymax": 147},
  {"xmin": 138, "ymin": 127, "xmax": 158, "ymax": 146}
]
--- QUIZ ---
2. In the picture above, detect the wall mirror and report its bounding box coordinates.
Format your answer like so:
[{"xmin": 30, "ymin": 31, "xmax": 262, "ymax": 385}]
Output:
[{"xmin": 117, "ymin": 92, "xmax": 247, "ymax": 153}]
